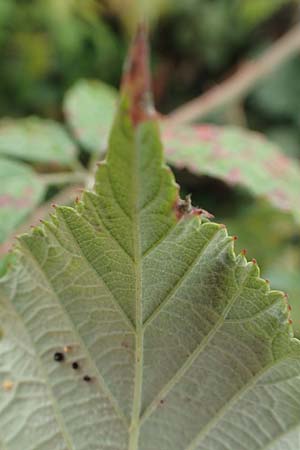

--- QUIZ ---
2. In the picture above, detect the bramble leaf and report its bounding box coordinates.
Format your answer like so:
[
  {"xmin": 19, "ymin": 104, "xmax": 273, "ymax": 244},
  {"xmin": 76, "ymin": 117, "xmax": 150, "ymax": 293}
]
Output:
[
  {"xmin": 1, "ymin": 26, "xmax": 300, "ymax": 450},
  {"xmin": 0, "ymin": 117, "xmax": 77, "ymax": 165},
  {"xmin": 0, "ymin": 157, "xmax": 44, "ymax": 245},
  {"xmin": 64, "ymin": 79, "xmax": 118, "ymax": 153},
  {"xmin": 164, "ymin": 124, "xmax": 300, "ymax": 224}
]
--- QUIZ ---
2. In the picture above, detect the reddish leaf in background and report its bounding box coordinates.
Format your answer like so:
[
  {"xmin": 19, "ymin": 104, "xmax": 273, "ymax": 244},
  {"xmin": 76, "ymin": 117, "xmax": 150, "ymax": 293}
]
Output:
[{"xmin": 163, "ymin": 124, "xmax": 300, "ymax": 223}]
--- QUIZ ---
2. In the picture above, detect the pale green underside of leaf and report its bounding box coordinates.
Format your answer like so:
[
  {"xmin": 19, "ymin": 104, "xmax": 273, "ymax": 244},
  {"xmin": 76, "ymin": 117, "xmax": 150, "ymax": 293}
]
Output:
[
  {"xmin": 1, "ymin": 99, "xmax": 300, "ymax": 450},
  {"xmin": 0, "ymin": 157, "xmax": 45, "ymax": 243},
  {"xmin": 0, "ymin": 117, "xmax": 77, "ymax": 165}
]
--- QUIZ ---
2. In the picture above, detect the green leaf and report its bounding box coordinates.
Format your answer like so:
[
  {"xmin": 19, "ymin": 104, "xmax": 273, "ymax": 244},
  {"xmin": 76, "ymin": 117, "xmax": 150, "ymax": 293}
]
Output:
[
  {"xmin": 0, "ymin": 117, "xmax": 77, "ymax": 165},
  {"xmin": 164, "ymin": 124, "xmax": 300, "ymax": 224},
  {"xmin": 239, "ymin": 0, "xmax": 292, "ymax": 28},
  {"xmin": 1, "ymin": 26, "xmax": 300, "ymax": 450},
  {"xmin": 64, "ymin": 79, "xmax": 118, "ymax": 153},
  {"xmin": 0, "ymin": 157, "xmax": 44, "ymax": 244}
]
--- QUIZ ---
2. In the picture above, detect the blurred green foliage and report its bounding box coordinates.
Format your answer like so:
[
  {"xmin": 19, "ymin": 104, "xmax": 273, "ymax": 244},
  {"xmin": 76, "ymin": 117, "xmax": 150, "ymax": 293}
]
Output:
[
  {"xmin": 249, "ymin": 56, "xmax": 300, "ymax": 159},
  {"xmin": 0, "ymin": 0, "xmax": 124, "ymax": 117}
]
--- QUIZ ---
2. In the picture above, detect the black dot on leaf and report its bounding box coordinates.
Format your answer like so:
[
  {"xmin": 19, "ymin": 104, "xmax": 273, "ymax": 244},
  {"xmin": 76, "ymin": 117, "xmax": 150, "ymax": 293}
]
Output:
[
  {"xmin": 54, "ymin": 352, "xmax": 65, "ymax": 362},
  {"xmin": 83, "ymin": 375, "xmax": 92, "ymax": 382},
  {"xmin": 72, "ymin": 362, "xmax": 79, "ymax": 370}
]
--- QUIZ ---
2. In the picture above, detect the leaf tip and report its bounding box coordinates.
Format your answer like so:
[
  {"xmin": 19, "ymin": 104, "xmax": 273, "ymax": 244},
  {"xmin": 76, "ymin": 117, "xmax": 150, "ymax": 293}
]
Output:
[{"xmin": 121, "ymin": 23, "xmax": 155, "ymax": 126}]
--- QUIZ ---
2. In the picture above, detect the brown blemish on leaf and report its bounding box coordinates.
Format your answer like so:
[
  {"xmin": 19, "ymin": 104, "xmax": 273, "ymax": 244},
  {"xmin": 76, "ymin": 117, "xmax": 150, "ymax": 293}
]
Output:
[
  {"xmin": 266, "ymin": 154, "xmax": 290, "ymax": 177},
  {"xmin": 2, "ymin": 380, "xmax": 13, "ymax": 391},
  {"xmin": 63, "ymin": 345, "xmax": 72, "ymax": 353},
  {"xmin": 0, "ymin": 195, "xmax": 12, "ymax": 207},
  {"xmin": 15, "ymin": 197, "xmax": 32, "ymax": 208},
  {"xmin": 192, "ymin": 208, "xmax": 214, "ymax": 219},
  {"xmin": 175, "ymin": 195, "xmax": 193, "ymax": 218},
  {"xmin": 268, "ymin": 189, "xmax": 291, "ymax": 210},
  {"xmin": 195, "ymin": 125, "xmax": 219, "ymax": 141},
  {"xmin": 211, "ymin": 144, "xmax": 229, "ymax": 159},
  {"xmin": 225, "ymin": 167, "xmax": 242, "ymax": 185},
  {"xmin": 0, "ymin": 190, "xmax": 34, "ymax": 209},
  {"xmin": 174, "ymin": 194, "xmax": 214, "ymax": 220},
  {"xmin": 121, "ymin": 24, "xmax": 156, "ymax": 126},
  {"xmin": 121, "ymin": 341, "xmax": 129, "ymax": 349},
  {"xmin": 24, "ymin": 186, "xmax": 34, "ymax": 196}
]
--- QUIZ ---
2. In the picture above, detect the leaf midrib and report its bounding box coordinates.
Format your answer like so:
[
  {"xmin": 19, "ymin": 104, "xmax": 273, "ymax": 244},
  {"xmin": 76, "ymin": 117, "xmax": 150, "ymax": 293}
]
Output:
[{"xmin": 128, "ymin": 131, "xmax": 143, "ymax": 450}]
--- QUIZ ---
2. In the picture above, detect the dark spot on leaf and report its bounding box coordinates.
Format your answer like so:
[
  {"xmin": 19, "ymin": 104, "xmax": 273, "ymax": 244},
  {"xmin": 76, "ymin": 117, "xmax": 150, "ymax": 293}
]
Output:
[
  {"xmin": 54, "ymin": 352, "xmax": 65, "ymax": 362},
  {"xmin": 83, "ymin": 375, "xmax": 92, "ymax": 382}
]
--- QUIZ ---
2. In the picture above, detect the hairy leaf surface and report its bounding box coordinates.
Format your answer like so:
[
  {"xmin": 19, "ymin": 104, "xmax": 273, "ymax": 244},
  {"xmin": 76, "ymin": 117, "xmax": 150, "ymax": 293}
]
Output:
[{"xmin": 1, "ymin": 27, "xmax": 300, "ymax": 450}]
